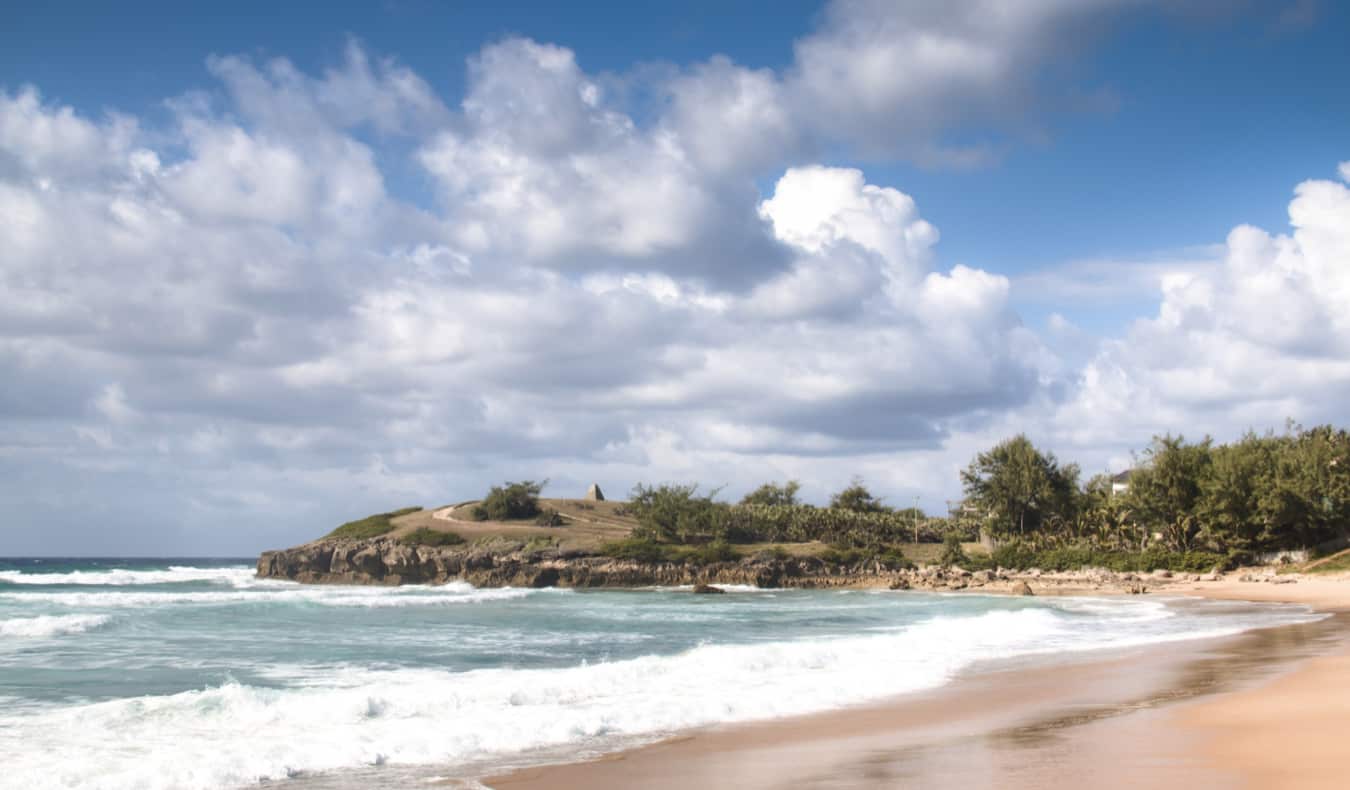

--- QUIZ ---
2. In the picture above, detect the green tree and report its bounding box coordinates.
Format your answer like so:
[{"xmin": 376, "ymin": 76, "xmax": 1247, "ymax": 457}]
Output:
[
  {"xmin": 960, "ymin": 435, "xmax": 1080, "ymax": 541},
  {"xmin": 476, "ymin": 480, "xmax": 546, "ymax": 521},
  {"xmin": 1124, "ymin": 435, "xmax": 1212, "ymax": 551},
  {"xmin": 1197, "ymin": 432, "xmax": 1277, "ymax": 551},
  {"xmin": 740, "ymin": 480, "xmax": 802, "ymax": 507},
  {"xmin": 938, "ymin": 534, "xmax": 968, "ymax": 568},
  {"xmin": 830, "ymin": 478, "xmax": 888, "ymax": 513},
  {"xmin": 629, "ymin": 483, "xmax": 726, "ymax": 544}
]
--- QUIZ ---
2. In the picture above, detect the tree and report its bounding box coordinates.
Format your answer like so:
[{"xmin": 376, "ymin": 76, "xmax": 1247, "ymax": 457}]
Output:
[
  {"xmin": 961, "ymin": 435, "xmax": 1079, "ymax": 541},
  {"xmin": 1197, "ymin": 432, "xmax": 1276, "ymax": 551},
  {"xmin": 830, "ymin": 478, "xmax": 888, "ymax": 513},
  {"xmin": 740, "ymin": 480, "xmax": 802, "ymax": 507},
  {"xmin": 938, "ymin": 534, "xmax": 968, "ymax": 568},
  {"xmin": 476, "ymin": 480, "xmax": 546, "ymax": 521},
  {"xmin": 1124, "ymin": 435, "xmax": 1211, "ymax": 551},
  {"xmin": 629, "ymin": 483, "xmax": 726, "ymax": 544}
]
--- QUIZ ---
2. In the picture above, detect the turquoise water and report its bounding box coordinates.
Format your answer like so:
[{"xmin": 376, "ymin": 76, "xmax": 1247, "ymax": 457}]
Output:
[{"xmin": 0, "ymin": 558, "xmax": 1322, "ymax": 790}]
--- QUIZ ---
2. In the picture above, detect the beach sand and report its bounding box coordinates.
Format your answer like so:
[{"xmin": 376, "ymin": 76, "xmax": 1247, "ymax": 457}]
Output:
[{"xmin": 485, "ymin": 575, "xmax": 1350, "ymax": 790}]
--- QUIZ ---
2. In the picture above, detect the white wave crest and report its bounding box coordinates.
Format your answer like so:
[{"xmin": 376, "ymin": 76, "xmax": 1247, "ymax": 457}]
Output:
[
  {"xmin": 0, "ymin": 613, "xmax": 112, "ymax": 638},
  {"xmin": 0, "ymin": 566, "xmax": 255, "ymax": 587},
  {"xmin": 0, "ymin": 581, "xmax": 569, "ymax": 609},
  {"xmin": 0, "ymin": 607, "xmax": 1071, "ymax": 790}
]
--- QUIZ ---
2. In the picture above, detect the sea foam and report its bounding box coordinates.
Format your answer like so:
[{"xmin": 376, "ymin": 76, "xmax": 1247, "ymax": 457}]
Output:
[
  {"xmin": 0, "ymin": 566, "xmax": 256, "ymax": 587},
  {"xmin": 0, "ymin": 601, "xmax": 1297, "ymax": 790},
  {"xmin": 0, "ymin": 613, "xmax": 112, "ymax": 638},
  {"xmin": 0, "ymin": 581, "xmax": 569, "ymax": 609}
]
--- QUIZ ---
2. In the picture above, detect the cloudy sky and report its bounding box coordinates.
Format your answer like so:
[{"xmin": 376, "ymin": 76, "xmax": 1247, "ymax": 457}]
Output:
[{"xmin": 2, "ymin": 1, "xmax": 1348, "ymax": 555}]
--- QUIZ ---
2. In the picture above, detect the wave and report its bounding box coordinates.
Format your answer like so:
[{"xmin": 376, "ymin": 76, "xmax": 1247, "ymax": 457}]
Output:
[
  {"xmin": 1, "ymin": 602, "xmax": 1306, "ymax": 790},
  {"xmin": 0, "ymin": 581, "xmax": 570, "ymax": 609},
  {"xmin": 0, "ymin": 566, "xmax": 256, "ymax": 587},
  {"xmin": 0, "ymin": 613, "xmax": 112, "ymax": 638}
]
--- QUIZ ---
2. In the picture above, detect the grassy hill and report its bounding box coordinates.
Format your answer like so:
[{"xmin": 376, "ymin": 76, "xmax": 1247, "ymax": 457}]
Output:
[{"xmin": 323, "ymin": 498, "xmax": 983, "ymax": 564}]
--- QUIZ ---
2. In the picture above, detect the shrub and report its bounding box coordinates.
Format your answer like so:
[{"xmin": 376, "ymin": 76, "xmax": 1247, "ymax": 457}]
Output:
[
  {"xmin": 600, "ymin": 537, "xmax": 672, "ymax": 563},
  {"xmin": 326, "ymin": 507, "xmax": 423, "ymax": 540},
  {"xmin": 753, "ymin": 546, "xmax": 792, "ymax": 562},
  {"xmin": 938, "ymin": 534, "xmax": 968, "ymax": 568},
  {"xmin": 818, "ymin": 544, "xmax": 913, "ymax": 569},
  {"xmin": 478, "ymin": 480, "xmax": 545, "ymax": 521},
  {"xmin": 740, "ymin": 481, "xmax": 801, "ymax": 507},
  {"xmin": 682, "ymin": 540, "xmax": 740, "ymax": 564},
  {"xmin": 399, "ymin": 527, "xmax": 465, "ymax": 547},
  {"xmin": 876, "ymin": 546, "xmax": 916, "ymax": 570},
  {"xmin": 523, "ymin": 536, "xmax": 559, "ymax": 553},
  {"xmin": 535, "ymin": 509, "xmax": 565, "ymax": 527},
  {"xmin": 984, "ymin": 541, "xmax": 1233, "ymax": 573},
  {"xmin": 471, "ymin": 505, "xmax": 489, "ymax": 521}
]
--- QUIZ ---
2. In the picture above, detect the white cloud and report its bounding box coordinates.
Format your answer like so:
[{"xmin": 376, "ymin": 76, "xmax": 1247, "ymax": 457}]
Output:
[
  {"xmin": 785, "ymin": 0, "xmax": 1131, "ymax": 163},
  {"xmin": 2, "ymin": 11, "xmax": 1343, "ymax": 554},
  {"xmin": 418, "ymin": 38, "xmax": 752, "ymax": 276},
  {"xmin": 1047, "ymin": 164, "xmax": 1350, "ymax": 456}
]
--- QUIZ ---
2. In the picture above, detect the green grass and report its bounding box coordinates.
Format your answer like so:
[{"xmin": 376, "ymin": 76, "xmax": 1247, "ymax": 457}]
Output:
[
  {"xmin": 326, "ymin": 507, "xmax": 423, "ymax": 540},
  {"xmin": 599, "ymin": 538, "xmax": 742, "ymax": 564},
  {"xmin": 1302, "ymin": 549, "xmax": 1350, "ymax": 574},
  {"xmin": 398, "ymin": 527, "xmax": 466, "ymax": 547}
]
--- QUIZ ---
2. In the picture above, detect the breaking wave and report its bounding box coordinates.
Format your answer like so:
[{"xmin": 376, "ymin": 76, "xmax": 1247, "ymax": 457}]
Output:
[{"xmin": 0, "ymin": 613, "xmax": 112, "ymax": 638}]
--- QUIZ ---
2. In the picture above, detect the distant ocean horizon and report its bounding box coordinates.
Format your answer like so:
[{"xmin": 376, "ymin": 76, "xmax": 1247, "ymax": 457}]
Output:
[{"xmin": 0, "ymin": 557, "xmax": 1324, "ymax": 790}]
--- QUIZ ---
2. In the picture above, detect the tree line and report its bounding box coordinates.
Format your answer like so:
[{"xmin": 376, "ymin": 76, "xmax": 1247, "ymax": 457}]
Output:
[{"xmin": 961, "ymin": 425, "xmax": 1350, "ymax": 557}]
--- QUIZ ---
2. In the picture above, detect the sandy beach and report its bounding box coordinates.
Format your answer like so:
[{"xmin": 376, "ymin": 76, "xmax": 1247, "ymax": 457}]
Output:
[{"xmin": 485, "ymin": 575, "xmax": 1350, "ymax": 790}]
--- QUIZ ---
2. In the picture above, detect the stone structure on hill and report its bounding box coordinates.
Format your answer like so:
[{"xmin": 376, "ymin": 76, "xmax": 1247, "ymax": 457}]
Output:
[{"xmin": 585, "ymin": 483, "xmax": 605, "ymax": 501}]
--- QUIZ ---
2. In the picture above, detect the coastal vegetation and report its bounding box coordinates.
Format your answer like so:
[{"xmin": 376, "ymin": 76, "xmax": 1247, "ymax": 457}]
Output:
[
  {"xmin": 398, "ymin": 527, "xmax": 465, "ymax": 547},
  {"xmin": 472, "ymin": 480, "xmax": 546, "ymax": 521},
  {"xmin": 961, "ymin": 425, "xmax": 1350, "ymax": 562},
  {"xmin": 309, "ymin": 424, "xmax": 1346, "ymax": 578},
  {"xmin": 326, "ymin": 507, "xmax": 423, "ymax": 540},
  {"xmin": 627, "ymin": 482, "xmax": 936, "ymax": 547}
]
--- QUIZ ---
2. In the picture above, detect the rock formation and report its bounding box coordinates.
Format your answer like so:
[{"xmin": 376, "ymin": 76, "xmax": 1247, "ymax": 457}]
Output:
[{"xmin": 256, "ymin": 538, "xmax": 1208, "ymax": 596}]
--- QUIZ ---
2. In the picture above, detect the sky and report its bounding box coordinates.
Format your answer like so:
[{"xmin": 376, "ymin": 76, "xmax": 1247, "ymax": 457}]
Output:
[{"xmin": 2, "ymin": 0, "xmax": 1348, "ymax": 555}]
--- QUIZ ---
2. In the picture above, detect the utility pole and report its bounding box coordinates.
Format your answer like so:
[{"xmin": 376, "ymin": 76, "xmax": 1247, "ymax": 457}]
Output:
[{"xmin": 913, "ymin": 495, "xmax": 921, "ymax": 543}]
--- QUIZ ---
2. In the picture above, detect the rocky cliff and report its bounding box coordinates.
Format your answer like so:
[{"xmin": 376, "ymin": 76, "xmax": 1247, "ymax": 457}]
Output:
[{"xmin": 256, "ymin": 537, "xmax": 1200, "ymax": 593}]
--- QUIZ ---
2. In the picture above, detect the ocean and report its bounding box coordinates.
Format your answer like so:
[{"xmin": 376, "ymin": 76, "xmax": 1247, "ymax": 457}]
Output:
[{"xmin": 0, "ymin": 558, "xmax": 1323, "ymax": 790}]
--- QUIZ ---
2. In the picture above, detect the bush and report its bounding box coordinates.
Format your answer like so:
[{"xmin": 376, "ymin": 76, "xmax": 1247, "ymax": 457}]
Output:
[
  {"xmin": 753, "ymin": 546, "xmax": 792, "ymax": 562},
  {"xmin": 534, "ymin": 509, "xmax": 565, "ymax": 527},
  {"xmin": 398, "ymin": 527, "xmax": 465, "ymax": 547},
  {"xmin": 938, "ymin": 534, "xmax": 968, "ymax": 568},
  {"xmin": 326, "ymin": 507, "xmax": 423, "ymax": 540},
  {"xmin": 600, "ymin": 537, "xmax": 742, "ymax": 565},
  {"xmin": 818, "ymin": 544, "xmax": 914, "ymax": 570},
  {"xmin": 600, "ymin": 537, "xmax": 673, "ymax": 563},
  {"xmin": 522, "ymin": 536, "xmax": 559, "ymax": 553},
  {"xmin": 478, "ymin": 480, "xmax": 545, "ymax": 521},
  {"xmin": 985, "ymin": 540, "xmax": 1233, "ymax": 573},
  {"xmin": 471, "ymin": 505, "xmax": 489, "ymax": 521},
  {"xmin": 681, "ymin": 540, "xmax": 740, "ymax": 564}
]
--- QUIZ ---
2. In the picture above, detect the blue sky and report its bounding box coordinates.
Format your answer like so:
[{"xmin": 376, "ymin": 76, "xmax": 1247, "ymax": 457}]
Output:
[
  {"xmin": 8, "ymin": 1, "xmax": 1346, "ymax": 331},
  {"xmin": 1, "ymin": 1, "xmax": 1348, "ymax": 554}
]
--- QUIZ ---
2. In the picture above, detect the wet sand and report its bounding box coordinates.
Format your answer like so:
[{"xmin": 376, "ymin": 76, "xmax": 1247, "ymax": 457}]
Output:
[{"xmin": 486, "ymin": 576, "xmax": 1350, "ymax": 790}]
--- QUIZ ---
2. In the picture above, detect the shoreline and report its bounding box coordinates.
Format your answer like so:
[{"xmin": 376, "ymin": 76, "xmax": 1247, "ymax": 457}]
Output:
[{"xmin": 483, "ymin": 578, "xmax": 1350, "ymax": 790}]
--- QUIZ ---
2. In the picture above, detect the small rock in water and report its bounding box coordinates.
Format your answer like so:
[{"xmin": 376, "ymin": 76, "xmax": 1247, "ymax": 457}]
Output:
[{"xmin": 692, "ymin": 584, "xmax": 725, "ymax": 594}]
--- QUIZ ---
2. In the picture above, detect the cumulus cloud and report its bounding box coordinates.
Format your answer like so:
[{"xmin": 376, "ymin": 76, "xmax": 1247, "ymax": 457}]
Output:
[
  {"xmin": 418, "ymin": 38, "xmax": 784, "ymax": 285},
  {"xmin": 1044, "ymin": 164, "xmax": 1350, "ymax": 459},
  {"xmin": 1, "ymin": 2, "xmax": 1337, "ymax": 554}
]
